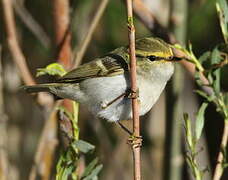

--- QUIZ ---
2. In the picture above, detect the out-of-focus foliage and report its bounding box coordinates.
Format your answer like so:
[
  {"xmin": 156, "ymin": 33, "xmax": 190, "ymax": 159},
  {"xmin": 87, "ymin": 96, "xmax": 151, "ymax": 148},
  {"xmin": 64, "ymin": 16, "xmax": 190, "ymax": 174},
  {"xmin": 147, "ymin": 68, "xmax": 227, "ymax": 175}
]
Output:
[{"xmin": 178, "ymin": 1, "xmax": 228, "ymax": 177}]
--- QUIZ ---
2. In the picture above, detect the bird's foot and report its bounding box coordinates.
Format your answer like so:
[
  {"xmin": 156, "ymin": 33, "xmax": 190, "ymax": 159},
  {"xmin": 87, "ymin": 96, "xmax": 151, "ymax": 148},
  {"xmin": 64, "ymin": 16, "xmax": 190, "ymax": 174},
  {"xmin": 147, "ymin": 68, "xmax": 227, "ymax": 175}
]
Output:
[
  {"xmin": 126, "ymin": 88, "xmax": 139, "ymax": 99},
  {"xmin": 127, "ymin": 134, "xmax": 142, "ymax": 148}
]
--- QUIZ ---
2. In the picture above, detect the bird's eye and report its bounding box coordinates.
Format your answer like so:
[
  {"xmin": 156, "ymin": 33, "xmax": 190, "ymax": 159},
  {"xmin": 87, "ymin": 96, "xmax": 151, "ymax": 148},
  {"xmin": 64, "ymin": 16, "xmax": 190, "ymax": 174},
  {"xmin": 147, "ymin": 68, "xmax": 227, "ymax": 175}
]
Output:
[{"xmin": 148, "ymin": 55, "xmax": 157, "ymax": 61}]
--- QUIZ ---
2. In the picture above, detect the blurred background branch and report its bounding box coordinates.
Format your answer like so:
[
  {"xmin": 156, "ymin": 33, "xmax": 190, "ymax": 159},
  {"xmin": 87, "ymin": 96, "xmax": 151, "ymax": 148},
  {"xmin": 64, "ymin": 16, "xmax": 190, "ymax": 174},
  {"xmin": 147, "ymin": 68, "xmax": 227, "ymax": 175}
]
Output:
[
  {"xmin": 73, "ymin": 0, "xmax": 109, "ymax": 68},
  {"xmin": 13, "ymin": 0, "xmax": 51, "ymax": 49},
  {"xmin": 0, "ymin": 45, "xmax": 8, "ymax": 180},
  {"xmin": 1, "ymin": 0, "xmax": 53, "ymax": 108},
  {"xmin": 165, "ymin": 0, "xmax": 187, "ymax": 180}
]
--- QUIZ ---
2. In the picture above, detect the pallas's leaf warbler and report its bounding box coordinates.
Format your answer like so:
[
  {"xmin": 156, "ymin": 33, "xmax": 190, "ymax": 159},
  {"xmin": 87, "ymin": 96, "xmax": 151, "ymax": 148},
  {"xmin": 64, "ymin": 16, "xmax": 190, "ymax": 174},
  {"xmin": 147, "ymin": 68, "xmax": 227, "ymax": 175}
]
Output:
[{"xmin": 23, "ymin": 37, "xmax": 178, "ymax": 122}]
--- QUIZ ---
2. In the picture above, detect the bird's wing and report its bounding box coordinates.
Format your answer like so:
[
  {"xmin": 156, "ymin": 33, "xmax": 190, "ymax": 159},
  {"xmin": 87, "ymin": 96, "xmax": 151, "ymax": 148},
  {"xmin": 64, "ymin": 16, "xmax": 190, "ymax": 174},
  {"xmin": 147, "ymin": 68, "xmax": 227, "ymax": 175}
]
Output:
[{"xmin": 57, "ymin": 47, "xmax": 129, "ymax": 83}]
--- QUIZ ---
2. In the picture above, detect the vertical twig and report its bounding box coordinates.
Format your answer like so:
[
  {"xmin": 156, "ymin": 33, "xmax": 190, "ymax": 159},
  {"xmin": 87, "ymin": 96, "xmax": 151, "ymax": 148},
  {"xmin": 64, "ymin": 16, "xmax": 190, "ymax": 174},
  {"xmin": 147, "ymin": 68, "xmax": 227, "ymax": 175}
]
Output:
[
  {"xmin": 125, "ymin": 0, "xmax": 141, "ymax": 180},
  {"xmin": 213, "ymin": 120, "xmax": 228, "ymax": 180}
]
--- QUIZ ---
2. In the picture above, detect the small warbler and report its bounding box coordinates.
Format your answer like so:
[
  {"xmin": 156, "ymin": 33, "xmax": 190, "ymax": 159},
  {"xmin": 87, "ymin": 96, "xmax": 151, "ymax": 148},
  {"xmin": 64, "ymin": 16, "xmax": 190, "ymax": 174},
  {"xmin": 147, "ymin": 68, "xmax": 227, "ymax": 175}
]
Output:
[{"xmin": 23, "ymin": 37, "xmax": 179, "ymax": 123}]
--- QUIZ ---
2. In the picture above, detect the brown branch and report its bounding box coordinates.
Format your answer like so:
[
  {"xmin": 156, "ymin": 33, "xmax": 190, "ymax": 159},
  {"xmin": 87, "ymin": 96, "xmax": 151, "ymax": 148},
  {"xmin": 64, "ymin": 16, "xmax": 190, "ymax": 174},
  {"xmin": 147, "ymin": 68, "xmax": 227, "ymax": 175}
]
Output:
[
  {"xmin": 125, "ymin": 1, "xmax": 141, "ymax": 180},
  {"xmin": 72, "ymin": 0, "xmax": 109, "ymax": 68},
  {"xmin": 213, "ymin": 120, "xmax": 228, "ymax": 180}
]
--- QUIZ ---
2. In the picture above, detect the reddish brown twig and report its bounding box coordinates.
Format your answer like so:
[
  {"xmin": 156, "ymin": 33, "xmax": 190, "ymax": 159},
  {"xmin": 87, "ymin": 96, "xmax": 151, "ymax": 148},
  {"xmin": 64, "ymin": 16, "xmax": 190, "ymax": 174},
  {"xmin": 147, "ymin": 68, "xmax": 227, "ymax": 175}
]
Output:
[
  {"xmin": 125, "ymin": 0, "xmax": 141, "ymax": 180},
  {"xmin": 213, "ymin": 121, "xmax": 228, "ymax": 180}
]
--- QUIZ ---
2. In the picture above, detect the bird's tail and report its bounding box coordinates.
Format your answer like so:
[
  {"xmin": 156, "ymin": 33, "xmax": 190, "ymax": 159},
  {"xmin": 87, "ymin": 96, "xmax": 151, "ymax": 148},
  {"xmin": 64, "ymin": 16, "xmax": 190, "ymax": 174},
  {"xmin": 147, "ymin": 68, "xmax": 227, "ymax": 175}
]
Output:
[{"xmin": 22, "ymin": 83, "xmax": 61, "ymax": 93}]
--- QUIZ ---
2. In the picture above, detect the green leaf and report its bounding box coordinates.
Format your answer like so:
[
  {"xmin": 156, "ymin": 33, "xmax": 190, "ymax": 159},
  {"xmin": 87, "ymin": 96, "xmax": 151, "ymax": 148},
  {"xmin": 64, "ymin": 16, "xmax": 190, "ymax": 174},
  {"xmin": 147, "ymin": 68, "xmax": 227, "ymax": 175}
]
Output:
[
  {"xmin": 72, "ymin": 140, "xmax": 95, "ymax": 153},
  {"xmin": 216, "ymin": 0, "xmax": 228, "ymax": 43},
  {"xmin": 211, "ymin": 47, "xmax": 221, "ymax": 65},
  {"xmin": 56, "ymin": 151, "xmax": 77, "ymax": 180},
  {"xmin": 224, "ymin": 93, "xmax": 228, "ymax": 110},
  {"xmin": 83, "ymin": 164, "xmax": 103, "ymax": 180},
  {"xmin": 198, "ymin": 51, "xmax": 211, "ymax": 64},
  {"xmin": 194, "ymin": 90, "xmax": 215, "ymax": 102},
  {"xmin": 194, "ymin": 71, "xmax": 204, "ymax": 86},
  {"xmin": 36, "ymin": 63, "xmax": 66, "ymax": 77},
  {"xmin": 195, "ymin": 103, "xmax": 208, "ymax": 141},
  {"xmin": 183, "ymin": 113, "xmax": 194, "ymax": 149},
  {"xmin": 210, "ymin": 48, "xmax": 222, "ymax": 94},
  {"xmin": 81, "ymin": 158, "xmax": 98, "ymax": 178},
  {"xmin": 212, "ymin": 68, "xmax": 221, "ymax": 95}
]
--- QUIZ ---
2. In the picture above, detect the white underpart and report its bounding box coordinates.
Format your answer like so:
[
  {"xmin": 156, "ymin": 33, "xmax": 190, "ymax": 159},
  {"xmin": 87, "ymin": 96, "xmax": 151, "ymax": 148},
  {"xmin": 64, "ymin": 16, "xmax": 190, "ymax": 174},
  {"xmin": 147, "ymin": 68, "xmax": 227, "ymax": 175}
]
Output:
[{"xmin": 53, "ymin": 62, "xmax": 174, "ymax": 122}]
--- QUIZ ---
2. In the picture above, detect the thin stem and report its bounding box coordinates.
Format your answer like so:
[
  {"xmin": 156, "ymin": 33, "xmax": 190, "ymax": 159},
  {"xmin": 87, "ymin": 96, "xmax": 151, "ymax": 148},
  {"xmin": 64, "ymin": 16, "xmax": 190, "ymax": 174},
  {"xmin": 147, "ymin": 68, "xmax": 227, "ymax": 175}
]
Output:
[
  {"xmin": 72, "ymin": 0, "xmax": 109, "ymax": 68},
  {"xmin": 213, "ymin": 120, "xmax": 228, "ymax": 180},
  {"xmin": 125, "ymin": 0, "xmax": 141, "ymax": 180}
]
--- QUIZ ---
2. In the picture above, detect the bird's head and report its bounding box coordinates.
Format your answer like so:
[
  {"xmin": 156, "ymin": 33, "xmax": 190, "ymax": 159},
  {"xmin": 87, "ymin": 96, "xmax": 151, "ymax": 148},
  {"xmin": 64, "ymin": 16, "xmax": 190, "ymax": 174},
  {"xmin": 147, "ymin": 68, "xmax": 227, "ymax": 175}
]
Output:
[
  {"xmin": 135, "ymin": 37, "xmax": 174, "ymax": 62},
  {"xmin": 135, "ymin": 37, "xmax": 177, "ymax": 80}
]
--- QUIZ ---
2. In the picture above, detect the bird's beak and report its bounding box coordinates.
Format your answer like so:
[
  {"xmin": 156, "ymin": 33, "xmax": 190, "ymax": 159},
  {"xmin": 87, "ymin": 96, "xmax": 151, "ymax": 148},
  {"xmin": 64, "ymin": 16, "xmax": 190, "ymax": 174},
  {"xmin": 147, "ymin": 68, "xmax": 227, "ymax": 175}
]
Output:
[
  {"xmin": 170, "ymin": 47, "xmax": 190, "ymax": 62},
  {"xmin": 169, "ymin": 57, "xmax": 183, "ymax": 62}
]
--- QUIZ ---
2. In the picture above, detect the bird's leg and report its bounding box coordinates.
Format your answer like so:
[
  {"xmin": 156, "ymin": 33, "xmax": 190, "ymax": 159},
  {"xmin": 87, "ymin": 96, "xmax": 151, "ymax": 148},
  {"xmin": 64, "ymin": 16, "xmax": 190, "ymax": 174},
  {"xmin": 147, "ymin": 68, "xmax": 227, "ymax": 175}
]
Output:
[
  {"xmin": 101, "ymin": 88, "xmax": 139, "ymax": 109},
  {"xmin": 101, "ymin": 93, "xmax": 126, "ymax": 109},
  {"xmin": 117, "ymin": 121, "xmax": 142, "ymax": 148},
  {"xmin": 127, "ymin": 135, "xmax": 142, "ymax": 148},
  {"xmin": 117, "ymin": 121, "xmax": 132, "ymax": 135},
  {"xmin": 125, "ymin": 88, "xmax": 139, "ymax": 99}
]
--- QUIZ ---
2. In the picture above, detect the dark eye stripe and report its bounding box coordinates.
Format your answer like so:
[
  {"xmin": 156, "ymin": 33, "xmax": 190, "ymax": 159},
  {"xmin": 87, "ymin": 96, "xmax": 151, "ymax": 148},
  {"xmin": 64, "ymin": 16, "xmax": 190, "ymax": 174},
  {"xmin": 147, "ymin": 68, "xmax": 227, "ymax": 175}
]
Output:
[{"xmin": 136, "ymin": 55, "xmax": 175, "ymax": 61}]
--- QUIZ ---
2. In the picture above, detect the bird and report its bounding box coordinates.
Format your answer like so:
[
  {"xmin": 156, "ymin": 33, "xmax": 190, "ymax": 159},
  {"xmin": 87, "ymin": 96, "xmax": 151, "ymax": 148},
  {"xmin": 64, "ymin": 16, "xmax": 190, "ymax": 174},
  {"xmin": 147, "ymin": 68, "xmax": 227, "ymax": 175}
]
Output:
[{"xmin": 23, "ymin": 37, "xmax": 178, "ymax": 125}]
